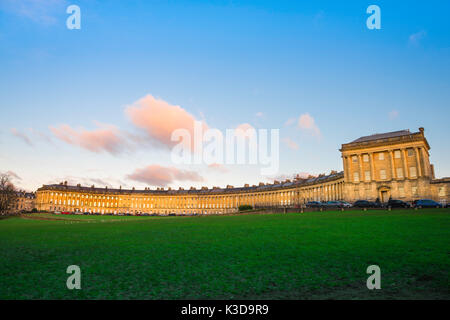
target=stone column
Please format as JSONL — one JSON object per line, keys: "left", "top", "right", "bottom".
{"left": 358, "top": 154, "right": 363, "bottom": 182}
{"left": 369, "top": 152, "right": 375, "bottom": 181}
{"left": 402, "top": 148, "right": 408, "bottom": 179}
{"left": 389, "top": 150, "right": 396, "bottom": 180}
{"left": 343, "top": 156, "right": 347, "bottom": 182}
{"left": 421, "top": 148, "right": 430, "bottom": 177}
{"left": 335, "top": 183, "right": 338, "bottom": 200}
{"left": 346, "top": 156, "right": 351, "bottom": 182}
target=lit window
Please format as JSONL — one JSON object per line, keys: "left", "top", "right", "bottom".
{"left": 412, "top": 186, "right": 418, "bottom": 195}
{"left": 396, "top": 167, "right": 404, "bottom": 179}
{"left": 394, "top": 150, "right": 401, "bottom": 159}
{"left": 353, "top": 172, "right": 360, "bottom": 182}
{"left": 365, "top": 171, "right": 371, "bottom": 181}
{"left": 363, "top": 154, "right": 369, "bottom": 162}
{"left": 352, "top": 156, "right": 358, "bottom": 163}
{"left": 380, "top": 169, "right": 387, "bottom": 180}
{"left": 379, "top": 153, "right": 384, "bottom": 160}
{"left": 409, "top": 167, "right": 417, "bottom": 178}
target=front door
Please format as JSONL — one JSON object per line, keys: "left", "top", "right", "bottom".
{"left": 381, "top": 190, "right": 389, "bottom": 203}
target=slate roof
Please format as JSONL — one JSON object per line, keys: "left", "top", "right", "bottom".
{"left": 16, "top": 192, "right": 35, "bottom": 198}
{"left": 38, "top": 171, "right": 344, "bottom": 195}
{"left": 350, "top": 130, "right": 412, "bottom": 143}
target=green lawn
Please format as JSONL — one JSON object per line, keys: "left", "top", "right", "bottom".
{"left": 0, "top": 209, "right": 449, "bottom": 299}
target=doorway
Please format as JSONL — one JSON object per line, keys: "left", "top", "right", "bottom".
{"left": 379, "top": 187, "right": 391, "bottom": 203}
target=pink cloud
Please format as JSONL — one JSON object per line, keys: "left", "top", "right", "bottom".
{"left": 389, "top": 110, "right": 399, "bottom": 120}
{"left": 208, "top": 163, "right": 229, "bottom": 173}
{"left": 127, "top": 164, "right": 204, "bottom": 187}
{"left": 298, "top": 113, "right": 321, "bottom": 137}
{"left": 284, "top": 117, "right": 296, "bottom": 127}
{"left": 11, "top": 128, "right": 33, "bottom": 146}
{"left": 49, "top": 122, "right": 127, "bottom": 154}
{"left": 125, "top": 94, "right": 208, "bottom": 149}
{"left": 235, "top": 123, "right": 256, "bottom": 139}
{"left": 236, "top": 123, "right": 254, "bottom": 131}
{"left": 282, "top": 137, "right": 299, "bottom": 150}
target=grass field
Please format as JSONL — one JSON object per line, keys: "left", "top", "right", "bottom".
{"left": 0, "top": 209, "right": 449, "bottom": 299}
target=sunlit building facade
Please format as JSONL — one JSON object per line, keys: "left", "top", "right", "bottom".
{"left": 35, "top": 128, "right": 449, "bottom": 214}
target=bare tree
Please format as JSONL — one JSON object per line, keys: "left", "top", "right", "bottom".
{"left": 0, "top": 174, "right": 17, "bottom": 215}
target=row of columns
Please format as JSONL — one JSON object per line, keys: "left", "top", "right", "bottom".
{"left": 37, "top": 179, "right": 346, "bottom": 212}
{"left": 344, "top": 146, "right": 429, "bottom": 183}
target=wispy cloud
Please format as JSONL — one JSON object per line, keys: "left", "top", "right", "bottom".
{"left": 0, "top": 0, "right": 68, "bottom": 25}
{"left": 208, "top": 163, "right": 229, "bottom": 173}
{"left": 282, "top": 137, "right": 299, "bottom": 150}
{"left": 29, "top": 128, "right": 53, "bottom": 143}
{"left": 127, "top": 165, "right": 204, "bottom": 187}
{"left": 409, "top": 30, "right": 427, "bottom": 46}
{"left": 389, "top": 110, "right": 399, "bottom": 120}
{"left": 50, "top": 122, "right": 128, "bottom": 155}
{"left": 235, "top": 123, "right": 256, "bottom": 137}
{"left": 11, "top": 128, "right": 33, "bottom": 146}
{"left": 284, "top": 117, "right": 296, "bottom": 127}
{"left": 298, "top": 113, "right": 321, "bottom": 137}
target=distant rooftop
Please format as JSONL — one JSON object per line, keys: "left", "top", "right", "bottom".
{"left": 350, "top": 129, "right": 413, "bottom": 143}
{"left": 38, "top": 171, "right": 344, "bottom": 195}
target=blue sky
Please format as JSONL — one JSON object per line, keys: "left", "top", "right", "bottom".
{"left": 1, "top": 0, "right": 449, "bottom": 191}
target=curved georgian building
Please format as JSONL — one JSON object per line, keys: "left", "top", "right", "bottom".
{"left": 35, "top": 128, "right": 449, "bottom": 215}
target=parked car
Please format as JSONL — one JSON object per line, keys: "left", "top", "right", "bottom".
{"left": 338, "top": 201, "right": 352, "bottom": 208}
{"left": 54, "top": 211, "right": 61, "bottom": 215}
{"left": 324, "top": 201, "right": 343, "bottom": 208}
{"left": 83, "top": 212, "right": 90, "bottom": 215}
{"left": 413, "top": 199, "right": 443, "bottom": 208}
{"left": 61, "top": 211, "right": 70, "bottom": 215}
{"left": 387, "top": 199, "right": 410, "bottom": 208}
{"left": 353, "top": 200, "right": 378, "bottom": 208}
{"left": 305, "top": 201, "right": 323, "bottom": 208}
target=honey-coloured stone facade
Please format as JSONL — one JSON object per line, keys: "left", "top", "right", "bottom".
{"left": 34, "top": 128, "right": 449, "bottom": 215}
{"left": 340, "top": 127, "right": 442, "bottom": 203}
